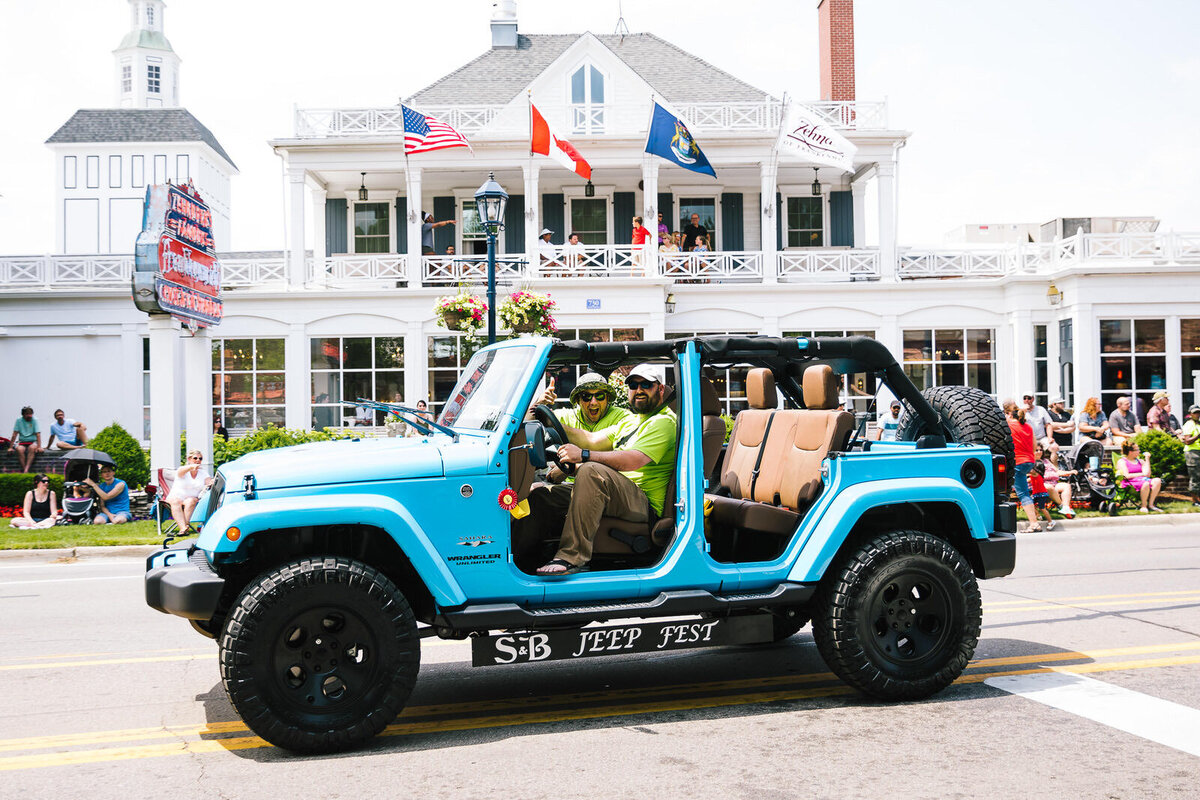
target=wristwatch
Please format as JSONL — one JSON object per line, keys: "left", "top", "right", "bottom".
{"left": 581, "top": 449, "right": 590, "bottom": 462}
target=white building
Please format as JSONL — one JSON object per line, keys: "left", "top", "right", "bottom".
{"left": 3, "top": 0, "right": 1200, "bottom": 469}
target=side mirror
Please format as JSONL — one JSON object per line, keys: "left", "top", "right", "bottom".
{"left": 523, "top": 421, "right": 548, "bottom": 468}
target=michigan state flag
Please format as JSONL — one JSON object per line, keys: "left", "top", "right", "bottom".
{"left": 644, "top": 102, "right": 716, "bottom": 178}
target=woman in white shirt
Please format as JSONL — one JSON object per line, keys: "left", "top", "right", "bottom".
{"left": 168, "top": 449, "right": 214, "bottom": 533}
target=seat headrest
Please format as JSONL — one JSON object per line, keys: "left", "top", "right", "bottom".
{"left": 747, "top": 368, "right": 777, "bottom": 409}
{"left": 803, "top": 365, "right": 840, "bottom": 410}
{"left": 698, "top": 376, "right": 722, "bottom": 416}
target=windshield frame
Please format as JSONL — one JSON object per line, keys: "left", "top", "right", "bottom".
{"left": 437, "top": 343, "right": 540, "bottom": 432}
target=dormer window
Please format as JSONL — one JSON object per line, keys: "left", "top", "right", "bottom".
{"left": 147, "top": 64, "right": 160, "bottom": 93}
{"left": 146, "top": 5, "right": 154, "bottom": 26}
{"left": 121, "top": 65, "right": 131, "bottom": 93}
{"left": 570, "top": 65, "right": 605, "bottom": 134}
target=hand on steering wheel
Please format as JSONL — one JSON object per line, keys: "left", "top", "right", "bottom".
{"left": 533, "top": 404, "right": 575, "bottom": 476}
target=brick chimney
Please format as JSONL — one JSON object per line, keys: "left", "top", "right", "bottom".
{"left": 817, "top": 0, "right": 855, "bottom": 101}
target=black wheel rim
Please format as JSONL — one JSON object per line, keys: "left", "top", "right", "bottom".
{"left": 272, "top": 605, "right": 380, "bottom": 714}
{"left": 861, "top": 567, "right": 955, "bottom": 670}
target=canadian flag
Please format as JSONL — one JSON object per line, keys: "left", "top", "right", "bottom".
{"left": 530, "top": 103, "right": 591, "bottom": 180}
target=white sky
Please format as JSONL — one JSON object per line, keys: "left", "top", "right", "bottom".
{"left": 1, "top": 0, "right": 1197, "bottom": 251}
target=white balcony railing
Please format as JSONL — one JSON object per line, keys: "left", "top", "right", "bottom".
{"left": 779, "top": 250, "right": 879, "bottom": 281}
{"left": 224, "top": 255, "right": 287, "bottom": 288}
{"left": 293, "top": 100, "right": 886, "bottom": 138}
{"left": 422, "top": 255, "right": 524, "bottom": 285}
{"left": 322, "top": 254, "right": 409, "bottom": 285}
{"left": 661, "top": 251, "right": 763, "bottom": 282}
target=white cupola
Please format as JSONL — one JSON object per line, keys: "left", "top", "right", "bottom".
{"left": 491, "top": 0, "right": 518, "bottom": 48}
{"left": 113, "top": 0, "right": 180, "bottom": 107}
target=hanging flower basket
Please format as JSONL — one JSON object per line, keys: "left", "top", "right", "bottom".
{"left": 498, "top": 291, "right": 558, "bottom": 336}
{"left": 434, "top": 292, "right": 487, "bottom": 334}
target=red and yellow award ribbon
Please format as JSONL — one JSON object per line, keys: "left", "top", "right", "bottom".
{"left": 497, "top": 488, "right": 519, "bottom": 510}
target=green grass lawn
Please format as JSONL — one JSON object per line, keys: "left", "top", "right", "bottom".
{"left": 1017, "top": 497, "right": 1199, "bottom": 522}
{"left": 0, "top": 518, "right": 166, "bottom": 549}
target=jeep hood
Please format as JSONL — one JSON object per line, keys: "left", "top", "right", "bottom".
{"left": 222, "top": 437, "right": 447, "bottom": 490}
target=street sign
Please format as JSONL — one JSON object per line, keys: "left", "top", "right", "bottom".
{"left": 132, "top": 182, "right": 222, "bottom": 329}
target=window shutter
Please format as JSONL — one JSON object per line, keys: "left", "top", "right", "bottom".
{"left": 720, "top": 193, "right": 744, "bottom": 250}
{"left": 395, "top": 196, "right": 407, "bottom": 253}
{"left": 325, "top": 198, "right": 347, "bottom": 256}
{"left": 613, "top": 191, "right": 635, "bottom": 244}
{"left": 504, "top": 194, "right": 524, "bottom": 254}
{"left": 829, "top": 190, "right": 853, "bottom": 247}
{"left": 776, "top": 192, "right": 783, "bottom": 250}
{"left": 542, "top": 193, "right": 564, "bottom": 242}
{"left": 433, "top": 196, "right": 455, "bottom": 253}
{"left": 658, "top": 192, "right": 674, "bottom": 235}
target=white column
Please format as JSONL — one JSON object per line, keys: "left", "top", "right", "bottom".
{"left": 404, "top": 321, "right": 427, "bottom": 406}
{"left": 1071, "top": 303, "right": 1096, "bottom": 406}
{"left": 876, "top": 159, "right": 898, "bottom": 282}
{"left": 183, "top": 327, "right": 213, "bottom": 467}
{"left": 851, "top": 178, "right": 867, "bottom": 248}
{"left": 1046, "top": 317, "right": 1061, "bottom": 400}
{"left": 1165, "top": 315, "right": 1183, "bottom": 414}
{"left": 284, "top": 323, "right": 308, "bottom": 429}
{"left": 147, "top": 315, "right": 178, "bottom": 473}
{"left": 287, "top": 166, "right": 307, "bottom": 289}
{"left": 523, "top": 162, "right": 540, "bottom": 278}
{"left": 760, "top": 160, "right": 778, "bottom": 283}
{"left": 120, "top": 323, "right": 142, "bottom": 437}
{"left": 1010, "top": 309, "right": 1034, "bottom": 400}
{"left": 641, "top": 157, "right": 659, "bottom": 277}
{"left": 311, "top": 185, "right": 327, "bottom": 288}
{"left": 406, "top": 166, "right": 423, "bottom": 281}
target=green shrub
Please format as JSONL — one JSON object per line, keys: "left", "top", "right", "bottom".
{"left": 88, "top": 423, "right": 150, "bottom": 489}
{"left": 607, "top": 372, "right": 631, "bottom": 410}
{"left": 0, "top": 473, "right": 66, "bottom": 508}
{"left": 1131, "top": 429, "right": 1185, "bottom": 481}
{"left": 721, "top": 413, "right": 735, "bottom": 444}
{"left": 183, "top": 424, "right": 358, "bottom": 467}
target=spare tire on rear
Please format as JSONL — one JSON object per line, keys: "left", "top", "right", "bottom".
{"left": 895, "top": 385, "right": 1014, "bottom": 492}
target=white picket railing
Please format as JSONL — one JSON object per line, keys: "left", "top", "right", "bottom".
{"left": 224, "top": 256, "right": 287, "bottom": 288}
{"left": 422, "top": 255, "right": 524, "bottom": 285}
{"left": 661, "top": 251, "right": 763, "bottom": 282}
{"left": 322, "top": 254, "right": 409, "bottom": 285}
{"left": 293, "top": 100, "right": 887, "bottom": 138}
{"left": 538, "top": 245, "right": 647, "bottom": 278}
{"left": 778, "top": 249, "right": 879, "bottom": 280}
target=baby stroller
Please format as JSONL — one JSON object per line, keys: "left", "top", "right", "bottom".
{"left": 60, "top": 483, "right": 96, "bottom": 524}
{"left": 1065, "top": 439, "right": 1132, "bottom": 515}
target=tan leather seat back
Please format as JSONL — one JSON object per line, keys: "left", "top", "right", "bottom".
{"left": 746, "top": 368, "right": 778, "bottom": 410}
{"left": 698, "top": 375, "right": 725, "bottom": 480}
{"left": 803, "top": 364, "right": 841, "bottom": 410}
{"left": 770, "top": 365, "right": 853, "bottom": 508}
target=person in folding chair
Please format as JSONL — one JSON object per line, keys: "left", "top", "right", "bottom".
{"left": 167, "top": 449, "right": 214, "bottom": 534}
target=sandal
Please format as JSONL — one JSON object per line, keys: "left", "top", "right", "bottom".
{"left": 1023, "top": 524, "right": 1043, "bottom": 533}
{"left": 1046, "top": 520, "right": 1056, "bottom": 531}
{"left": 1149, "top": 506, "right": 1164, "bottom": 513}
{"left": 536, "top": 558, "right": 588, "bottom": 576}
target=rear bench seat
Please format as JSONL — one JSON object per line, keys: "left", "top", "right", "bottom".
{"left": 706, "top": 365, "right": 853, "bottom": 536}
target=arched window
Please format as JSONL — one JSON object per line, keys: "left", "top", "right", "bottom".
{"left": 570, "top": 65, "right": 605, "bottom": 134}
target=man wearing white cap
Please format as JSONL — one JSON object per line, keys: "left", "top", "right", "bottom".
{"left": 1046, "top": 395, "right": 1075, "bottom": 450}
{"left": 535, "top": 363, "right": 676, "bottom": 575}
{"left": 537, "top": 228, "right": 560, "bottom": 267}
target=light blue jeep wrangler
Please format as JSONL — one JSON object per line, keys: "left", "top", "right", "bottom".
{"left": 145, "top": 335, "right": 1016, "bottom": 753}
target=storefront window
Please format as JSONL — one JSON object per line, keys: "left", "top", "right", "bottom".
{"left": 1099, "top": 318, "right": 1166, "bottom": 418}
{"left": 310, "top": 336, "right": 403, "bottom": 428}
{"left": 902, "top": 328, "right": 996, "bottom": 396}
{"left": 1183, "top": 319, "right": 1200, "bottom": 412}
{"left": 428, "top": 335, "right": 487, "bottom": 415}
{"left": 1034, "top": 325, "right": 1048, "bottom": 409}
{"left": 212, "top": 338, "right": 287, "bottom": 432}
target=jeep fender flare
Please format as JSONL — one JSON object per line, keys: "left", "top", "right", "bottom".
{"left": 197, "top": 494, "right": 466, "bottom": 607}
{"left": 786, "top": 478, "right": 989, "bottom": 584}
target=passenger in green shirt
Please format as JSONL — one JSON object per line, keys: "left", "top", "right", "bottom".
{"left": 536, "top": 363, "right": 677, "bottom": 575}
{"left": 553, "top": 372, "right": 631, "bottom": 433}
{"left": 1182, "top": 404, "right": 1200, "bottom": 506}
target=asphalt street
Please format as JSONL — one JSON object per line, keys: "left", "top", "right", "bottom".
{"left": 2, "top": 516, "right": 1198, "bottom": 799}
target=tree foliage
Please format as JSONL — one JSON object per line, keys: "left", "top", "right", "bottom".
{"left": 1131, "top": 428, "right": 1185, "bottom": 481}
{"left": 184, "top": 425, "right": 358, "bottom": 467}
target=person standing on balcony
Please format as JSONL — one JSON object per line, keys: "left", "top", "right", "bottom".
{"left": 681, "top": 213, "right": 707, "bottom": 252}
{"left": 631, "top": 216, "right": 652, "bottom": 275}
{"left": 656, "top": 212, "right": 671, "bottom": 246}
{"left": 421, "top": 212, "right": 454, "bottom": 255}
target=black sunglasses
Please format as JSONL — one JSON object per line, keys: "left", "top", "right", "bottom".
{"left": 37, "top": 478, "right": 49, "bottom": 483}
{"left": 578, "top": 392, "right": 607, "bottom": 402}
{"left": 626, "top": 379, "right": 657, "bottom": 391}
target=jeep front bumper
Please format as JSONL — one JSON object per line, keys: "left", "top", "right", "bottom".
{"left": 145, "top": 540, "right": 225, "bottom": 621}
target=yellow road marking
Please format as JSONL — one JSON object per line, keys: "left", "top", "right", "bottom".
{"left": 985, "top": 589, "right": 1200, "bottom": 607}
{"left": 3, "top": 651, "right": 1200, "bottom": 772}
{"left": 985, "top": 596, "right": 1200, "bottom": 614}
{"left": 0, "top": 653, "right": 214, "bottom": 672}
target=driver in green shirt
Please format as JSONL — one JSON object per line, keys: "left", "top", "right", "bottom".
{"left": 536, "top": 364, "right": 677, "bottom": 576}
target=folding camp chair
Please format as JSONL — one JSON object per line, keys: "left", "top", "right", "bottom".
{"left": 152, "top": 467, "right": 184, "bottom": 544}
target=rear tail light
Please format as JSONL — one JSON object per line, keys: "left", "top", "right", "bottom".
{"left": 992, "top": 454, "right": 1009, "bottom": 495}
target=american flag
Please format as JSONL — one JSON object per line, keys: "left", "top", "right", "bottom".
{"left": 401, "top": 104, "right": 471, "bottom": 155}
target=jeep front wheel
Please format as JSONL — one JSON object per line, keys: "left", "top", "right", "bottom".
{"left": 219, "top": 557, "right": 420, "bottom": 753}
{"left": 811, "top": 530, "right": 981, "bottom": 700}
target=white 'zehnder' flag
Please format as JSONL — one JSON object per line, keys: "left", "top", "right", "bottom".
{"left": 776, "top": 102, "right": 857, "bottom": 172}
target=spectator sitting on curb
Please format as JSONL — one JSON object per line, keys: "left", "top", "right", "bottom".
{"left": 47, "top": 409, "right": 87, "bottom": 451}
{"left": 1108, "top": 395, "right": 1142, "bottom": 447}
{"left": 86, "top": 464, "right": 130, "bottom": 525}
{"left": 9, "top": 474, "right": 58, "bottom": 529}
{"left": 1182, "top": 404, "right": 1200, "bottom": 507}
{"left": 11, "top": 406, "right": 43, "bottom": 472}
{"left": 1147, "top": 391, "right": 1182, "bottom": 437}
{"left": 1076, "top": 396, "right": 1112, "bottom": 444}
{"left": 1046, "top": 395, "right": 1075, "bottom": 449}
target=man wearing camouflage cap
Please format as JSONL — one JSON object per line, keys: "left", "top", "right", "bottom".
{"left": 538, "top": 372, "right": 631, "bottom": 433}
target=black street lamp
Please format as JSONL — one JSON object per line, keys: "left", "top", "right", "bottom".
{"left": 474, "top": 172, "right": 508, "bottom": 344}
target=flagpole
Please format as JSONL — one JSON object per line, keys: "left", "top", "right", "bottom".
{"left": 642, "top": 93, "right": 656, "bottom": 155}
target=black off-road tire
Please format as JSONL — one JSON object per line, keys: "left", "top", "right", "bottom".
{"left": 220, "top": 557, "right": 420, "bottom": 754}
{"left": 811, "top": 530, "right": 982, "bottom": 700}
{"left": 896, "top": 385, "right": 1014, "bottom": 492}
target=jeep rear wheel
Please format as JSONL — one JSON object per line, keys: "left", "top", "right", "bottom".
{"left": 220, "top": 557, "right": 420, "bottom": 753}
{"left": 811, "top": 530, "right": 981, "bottom": 700}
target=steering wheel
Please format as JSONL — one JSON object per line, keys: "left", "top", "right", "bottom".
{"left": 533, "top": 404, "right": 575, "bottom": 476}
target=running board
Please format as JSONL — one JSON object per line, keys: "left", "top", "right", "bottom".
{"left": 435, "top": 582, "right": 816, "bottom": 631}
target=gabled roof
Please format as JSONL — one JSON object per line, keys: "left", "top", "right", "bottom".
{"left": 405, "top": 32, "right": 773, "bottom": 107}
{"left": 46, "top": 109, "right": 237, "bottom": 170}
